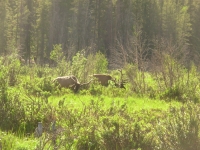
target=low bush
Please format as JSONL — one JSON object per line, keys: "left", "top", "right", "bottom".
{"left": 1, "top": 51, "right": 200, "bottom": 149}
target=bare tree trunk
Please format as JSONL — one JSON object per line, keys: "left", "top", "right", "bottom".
{"left": 25, "top": 0, "right": 32, "bottom": 64}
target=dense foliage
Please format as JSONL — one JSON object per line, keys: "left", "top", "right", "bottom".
{"left": 0, "top": 52, "right": 200, "bottom": 149}
{"left": 0, "top": 0, "right": 200, "bottom": 68}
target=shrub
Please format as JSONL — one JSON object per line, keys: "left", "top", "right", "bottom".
{"left": 124, "top": 63, "right": 157, "bottom": 97}
{"left": 155, "top": 102, "right": 200, "bottom": 150}
{"left": 71, "top": 50, "right": 87, "bottom": 80}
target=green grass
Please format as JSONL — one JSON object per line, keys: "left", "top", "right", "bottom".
{"left": 0, "top": 93, "right": 182, "bottom": 150}
{"left": 0, "top": 131, "right": 38, "bottom": 150}
{"left": 48, "top": 93, "right": 181, "bottom": 112}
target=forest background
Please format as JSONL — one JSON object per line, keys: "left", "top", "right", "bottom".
{"left": 1, "top": 0, "right": 200, "bottom": 68}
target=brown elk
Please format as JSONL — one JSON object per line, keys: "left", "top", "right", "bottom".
{"left": 91, "top": 72, "right": 127, "bottom": 89}
{"left": 90, "top": 74, "right": 114, "bottom": 86}
{"left": 53, "top": 75, "right": 92, "bottom": 92}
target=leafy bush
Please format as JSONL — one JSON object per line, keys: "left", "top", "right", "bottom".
{"left": 155, "top": 102, "right": 200, "bottom": 150}
{"left": 7, "top": 59, "right": 21, "bottom": 86}
{"left": 50, "top": 44, "right": 69, "bottom": 76}
{"left": 71, "top": 50, "right": 87, "bottom": 80}
{"left": 124, "top": 63, "right": 157, "bottom": 97}
{"left": 0, "top": 87, "right": 26, "bottom": 132}
{"left": 93, "top": 51, "right": 108, "bottom": 74}
{"left": 50, "top": 44, "right": 63, "bottom": 65}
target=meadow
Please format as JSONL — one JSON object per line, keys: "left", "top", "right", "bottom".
{"left": 1, "top": 52, "right": 200, "bottom": 150}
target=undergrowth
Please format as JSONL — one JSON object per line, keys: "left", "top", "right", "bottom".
{"left": 1, "top": 52, "right": 200, "bottom": 149}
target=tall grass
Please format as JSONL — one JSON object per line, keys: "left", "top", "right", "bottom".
{"left": 1, "top": 52, "right": 200, "bottom": 149}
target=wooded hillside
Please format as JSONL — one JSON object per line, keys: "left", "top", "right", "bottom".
{"left": 0, "top": 0, "right": 200, "bottom": 68}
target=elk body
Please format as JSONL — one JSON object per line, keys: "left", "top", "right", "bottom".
{"left": 53, "top": 75, "right": 92, "bottom": 92}
{"left": 91, "top": 73, "right": 127, "bottom": 89}
{"left": 91, "top": 74, "right": 114, "bottom": 86}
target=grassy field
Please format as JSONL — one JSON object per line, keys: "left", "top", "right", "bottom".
{"left": 0, "top": 92, "right": 183, "bottom": 150}
{"left": 1, "top": 55, "right": 200, "bottom": 149}
{"left": 0, "top": 93, "right": 182, "bottom": 150}
{"left": 49, "top": 94, "right": 181, "bottom": 112}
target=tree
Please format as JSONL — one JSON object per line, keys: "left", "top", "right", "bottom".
{"left": 0, "top": 0, "right": 6, "bottom": 55}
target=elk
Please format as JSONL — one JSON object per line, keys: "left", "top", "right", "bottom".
{"left": 91, "top": 71, "right": 127, "bottom": 89}
{"left": 53, "top": 75, "right": 92, "bottom": 92}
{"left": 90, "top": 74, "right": 114, "bottom": 86}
